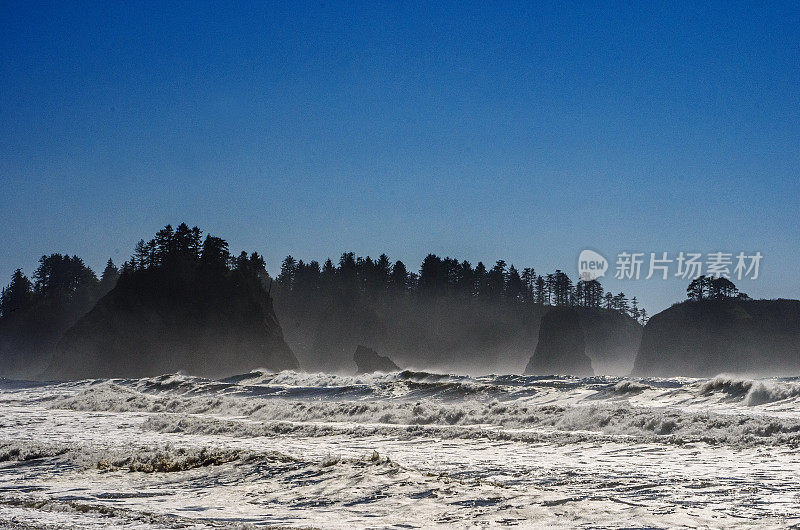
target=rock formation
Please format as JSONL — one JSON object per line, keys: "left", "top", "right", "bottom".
{"left": 525, "top": 307, "right": 594, "bottom": 377}
{"left": 577, "top": 308, "right": 643, "bottom": 375}
{"left": 49, "top": 267, "right": 298, "bottom": 379}
{"left": 353, "top": 345, "right": 400, "bottom": 374}
{"left": 632, "top": 299, "right": 800, "bottom": 377}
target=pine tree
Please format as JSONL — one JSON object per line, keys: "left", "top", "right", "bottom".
{"left": 153, "top": 224, "right": 175, "bottom": 266}
{"left": 474, "top": 262, "right": 488, "bottom": 298}
{"left": 486, "top": 260, "right": 507, "bottom": 301}
{"left": 133, "top": 240, "right": 149, "bottom": 270}
{"left": 321, "top": 258, "right": 337, "bottom": 290}
{"left": 199, "top": 235, "right": 230, "bottom": 273}
{"left": 418, "top": 254, "right": 443, "bottom": 295}
{"left": 552, "top": 270, "right": 573, "bottom": 306}
{"left": 603, "top": 292, "right": 614, "bottom": 310}
{"left": 390, "top": 260, "right": 408, "bottom": 292}
{"left": 630, "top": 297, "right": 640, "bottom": 321}
{"left": 534, "top": 275, "right": 546, "bottom": 305}
{"left": 0, "top": 269, "right": 33, "bottom": 317}
{"left": 521, "top": 268, "right": 535, "bottom": 302}
{"left": 277, "top": 255, "right": 298, "bottom": 288}
{"left": 687, "top": 275, "right": 712, "bottom": 301}
{"left": 506, "top": 265, "right": 523, "bottom": 302}
{"left": 32, "top": 254, "right": 98, "bottom": 300}
{"left": 99, "top": 258, "right": 120, "bottom": 295}
{"left": 338, "top": 252, "right": 358, "bottom": 295}
{"left": 376, "top": 254, "right": 391, "bottom": 287}
{"left": 457, "top": 260, "right": 475, "bottom": 298}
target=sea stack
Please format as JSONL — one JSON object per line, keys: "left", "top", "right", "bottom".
{"left": 632, "top": 299, "right": 800, "bottom": 377}
{"left": 353, "top": 345, "right": 400, "bottom": 374}
{"left": 577, "top": 308, "right": 643, "bottom": 375}
{"left": 50, "top": 266, "right": 299, "bottom": 379}
{"left": 525, "top": 307, "right": 594, "bottom": 377}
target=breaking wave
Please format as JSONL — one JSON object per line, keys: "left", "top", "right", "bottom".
{"left": 16, "top": 369, "right": 798, "bottom": 448}
{"left": 699, "top": 375, "right": 800, "bottom": 405}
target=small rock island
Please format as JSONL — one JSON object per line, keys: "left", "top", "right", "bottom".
{"left": 353, "top": 345, "right": 400, "bottom": 374}
{"left": 50, "top": 224, "right": 298, "bottom": 379}
{"left": 525, "top": 307, "right": 594, "bottom": 377}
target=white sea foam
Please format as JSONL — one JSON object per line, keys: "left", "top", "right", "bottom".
{"left": 697, "top": 374, "right": 800, "bottom": 406}
{"left": 4, "top": 370, "right": 800, "bottom": 527}
{"left": 41, "top": 374, "right": 800, "bottom": 447}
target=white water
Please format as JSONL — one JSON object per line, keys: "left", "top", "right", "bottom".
{"left": 2, "top": 370, "right": 800, "bottom": 528}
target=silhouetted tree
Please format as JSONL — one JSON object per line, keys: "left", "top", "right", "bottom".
{"left": 153, "top": 224, "right": 175, "bottom": 267}
{"left": 630, "top": 297, "right": 640, "bottom": 321}
{"left": 474, "top": 262, "right": 488, "bottom": 298}
{"left": 0, "top": 269, "right": 33, "bottom": 317}
{"left": 167, "top": 223, "right": 202, "bottom": 270}
{"left": 133, "top": 239, "right": 149, "bottom": 270}
{"left": 390, "top": 260, "right": 409, "bottom": 292}
{"left": 552, "top": 270, "right": 572, "bottom": 306}
{"left": 419, "top": 254, "right": 445, "bottom": 296}
{"left": 99, "top": 259, "right": 120, "bottom": 295}
{"left": 486, "top": 260, "right": 507, "bottom": 301}
{"left": 359, "top": 256, "right": 387, "bottom": 297}
{"left": 249, "top": 252, "right": 268, "bottom": 283}
{"left": 687, "top": 275, "right": 712, "bottom": 301}
{"left": 709, "top": 277, "right": 739, "bottom": 299}
{"left": 456, "top": 260, "right": 475, "bottom": 298}
{"left": 603, "top": 292, "right": 614, "bottom": 310}
{"left": 544, "top": 273, "right": 555, "bottom": 305}
{"left": 521, "top": 268, "right": 535, "bottom": 302}
{"left": 586, "top": 279, "right": 604, "bottom": 308}
{"left": 321, "top": 258, "right": 337, "bottom": 290}
{"left": 576, "top": 279, "right": 603, "bottom": 308}
{"left": 532, "top": 275, "right": 544, "bottom": 305}
{"left": 189, "top": 226, "right": 203, "bottom": 259}
{"left": 277, "top": 256, "right": 297, "bottom": 288}
{"left": 613, "top": 293, "right": 629, "bottom": 314}
{"left": 338, "top": 252, "right": 358, "bottom": 298}
{"left": 506, "top": 265, "right": 523, "bottom": 302}
{"left": 272, "top": 247, "right": 648, "bottom": 324}
{"left": 33, "top": 254, "right": 98, "bottom": 301}
{"left": 200, "top": 235, "right": 230, "bottom": 273}
{"left": 376, "top": 254, "right": 391, "bottom": 286}
{"left": 294, "top": 260, "right": 321, "bottom": 297}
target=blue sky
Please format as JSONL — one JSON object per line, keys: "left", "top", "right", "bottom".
{"left": 1, "top": 1, "right": 798, "bottom": 312}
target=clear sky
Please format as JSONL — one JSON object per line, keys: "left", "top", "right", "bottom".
{"left": 1, "top": 1, "right": 798, "bottom": 312}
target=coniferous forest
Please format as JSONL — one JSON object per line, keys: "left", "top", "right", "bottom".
{"left": 274, "top": 252, "right": 648, "bottom": 321}
{"left": 0, "top": 223, "right": 644, "bottom": 378}
{"left": 0, "top": 223, "right": 296, "bottom": 379}
{"left": 272, "top": 253, "right": 644, "bottom": 374}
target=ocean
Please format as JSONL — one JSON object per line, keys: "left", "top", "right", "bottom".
{"left": 2, "top": 370, "right": 800, "bottom": 528}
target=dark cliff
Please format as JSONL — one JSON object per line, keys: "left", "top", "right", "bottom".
{"left": 632, "top": 299, "right": 800, "bottom": 377}
{"left": 276, "top": 288, "right": 640, "bottom": 376}
{"left": 525, "top": 307, "right": 594, "bottom": 377}
{"left": 353, "top": 345, "right": 400, "bottom": 374}
{"left": 0, "top": 295, "right": 96, "bottom": 379}
{"left": 577, "top": 308, "right": 643, "bottom": 375}
{"left": 49, "top": 268, "right": 298, "bottom": 379}
{"left": 275, "top": 293, "right": 543, "bottom": 375}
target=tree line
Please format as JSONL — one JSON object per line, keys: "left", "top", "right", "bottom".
{"left": 3, "top": 224, "right": 657, "bottom": 324}
{"left": 276, "top": 253, "right": 649, "bottom": 323}
{"left": 121, "top": 222, "right": 268, "bottom": 282}
{"left": 686, "top": 275, "right": 748, "bottom": 301}
{"left": 1, "top": 255, "right": 119, "bottom": 319}
{"left": 0, "top": 223, "right": 268, "bottom": 320}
